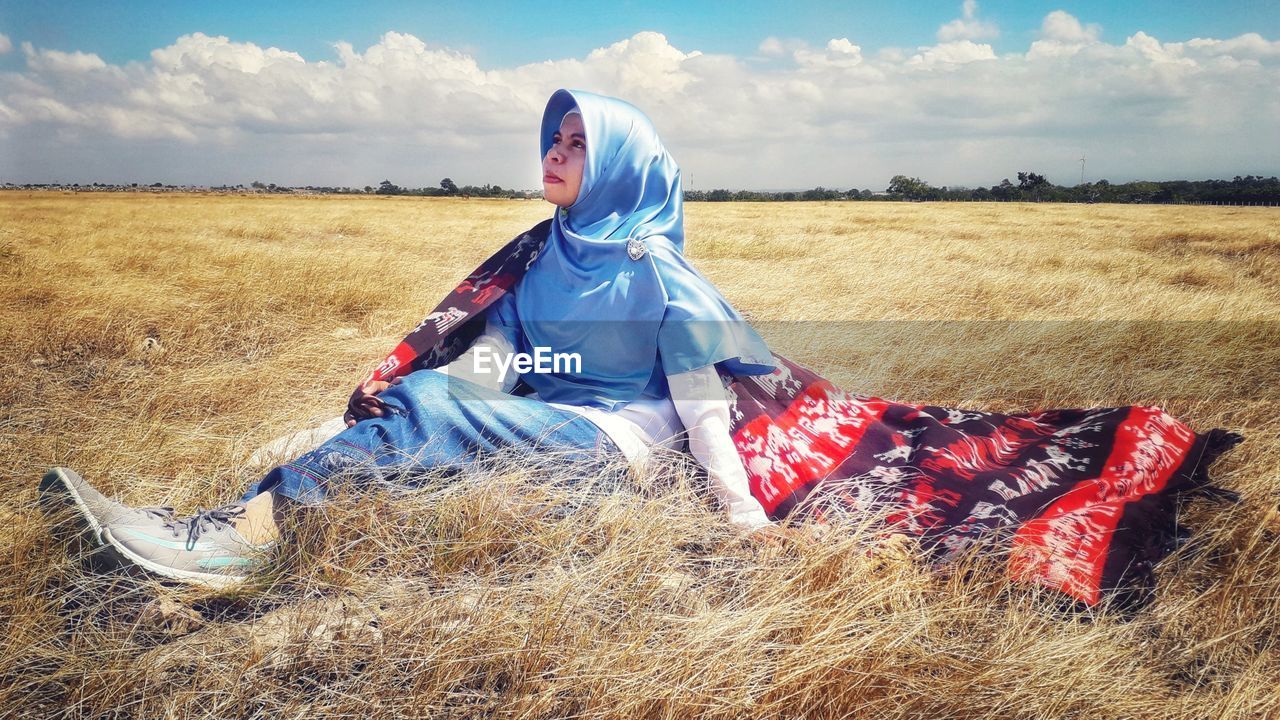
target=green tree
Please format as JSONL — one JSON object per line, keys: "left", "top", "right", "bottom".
{"left": 991, "top": 178, "right": 1016, "bottom": 200}
{"left": 887, "top": 175, "right": 932, "bottom": 200}
{"left": 440, "top": 177, "right": 459, "bottom": 195}
{"left": 1016, "top": 171, "right": 1049, "bottom": 199}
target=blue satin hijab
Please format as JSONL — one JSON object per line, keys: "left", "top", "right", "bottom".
{"left": 486, "top": 88, "right": 775, "bottom": 411}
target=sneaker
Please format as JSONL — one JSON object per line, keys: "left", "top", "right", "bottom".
{"left": 102, "top": 502, "right": 275, "bottom": 589}
{"left": 38, "top": 467, "right": 176, "bottom": 548}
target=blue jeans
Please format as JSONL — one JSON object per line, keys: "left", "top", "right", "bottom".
{"left": 239, "top": 369, "right": 624, "bottom": 505}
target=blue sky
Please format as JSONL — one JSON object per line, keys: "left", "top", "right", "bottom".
{"left": 3, "top": 0, "right": 1276, "bottom": 70}
{"left": 7, "top": 0, "right": 1280, "bottom": 68}
{"left": 1, "top": 1, "right": 1277, "bottom": 188}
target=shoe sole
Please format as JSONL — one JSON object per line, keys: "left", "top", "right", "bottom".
{"left": 100, "top": 527, "right": 249, "bottom": 590}
{"left": 38, "top": 467, "right": 109, "bottom": 548}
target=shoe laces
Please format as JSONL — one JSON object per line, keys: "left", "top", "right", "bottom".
{"left": 138, "top": 506, "right": 177, "bottom": 521}
{"left": 164, "top": 503, "right": 248, "bottom": 548}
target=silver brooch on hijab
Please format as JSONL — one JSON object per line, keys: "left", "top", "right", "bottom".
{"left": 627, "top": 237, "right": 647, "bottom": 261}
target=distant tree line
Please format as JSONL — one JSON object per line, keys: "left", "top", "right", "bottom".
{"left": 687, "top": 174, "right": 1280, "bottom": 204}
{"left": 367, "top": 178, "right": 535, "bottom": 199}
{"left": 242, "top": 178, "right": 540, "bottom": 198}
{"left": 687, "top": 187, "right": 873, "bottom": 202}
{"left": 1, "top": 178, "right": 538, "bottom": 199}
{"left": 7, "top": 173, "right": 1278, "bottom": 204}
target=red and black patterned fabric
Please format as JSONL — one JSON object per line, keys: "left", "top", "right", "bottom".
{"left": 360, "top": 220, "right": 553, "bottom": 387}
{"left": 724, "top": 355, "right": 1240, "bottom": 609}
{"left": 363, "top": 221, "right": 1241, "bottom": 609}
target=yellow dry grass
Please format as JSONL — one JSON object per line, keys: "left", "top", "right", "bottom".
{"left": 1, "top": 192, "right": 1278, "bottom": 719}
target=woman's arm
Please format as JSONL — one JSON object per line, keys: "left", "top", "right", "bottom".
{"left": 667, "top": 365, "right": 773, "bottom": 531}
{"left": 346, "top": 317, "right": 519, "bottom": 426}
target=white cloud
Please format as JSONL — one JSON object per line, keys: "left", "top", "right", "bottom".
{"left": 1181, "top": 32, "right": 1280, "bottom": 59}
{"left": 1028, "top": 10, "right": 1104, "bottom": 59}
{"left": 909, "top": 40, "right": 996, "bottom": 66}
{"left": 150, "top": 31, "right": 305, "bottom": 73}
{"left": 937, "top": 0, "right": 999, "bottom": 42}
{"left": 1041, "top": 10, "right": 1102, "bottom": 43}
{"left": 22, "top": 41, "right": 109, "bottom": 73}
{"left": 1, "top": 17, "right": 1277, "bottom": 190}
{"left": 0, "top": 34, "right": 12, "bottom": 55}
{"left": 794, "top": 38, "right": 864, "bottom": 69}
{"left": 758, "top": 36, "right": 785, "bottom": 57}
{"left": 757, "top": 36, "right": 812, "bottom": 59}
{"left": 583, "top": 31, "right": 703, "bottom": 94}
{"left": 1125, "top": 31, "right": 1198, "bottom": 67}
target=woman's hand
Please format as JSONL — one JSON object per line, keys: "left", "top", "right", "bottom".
{"left": 747, "top": 523, "right": 801, "bottom": 549}
{"left": 344, "top": 379, "right": 393, "bottom": 427}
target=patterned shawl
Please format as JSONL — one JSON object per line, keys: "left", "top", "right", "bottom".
{"left": 359, "top": 220, "right": 1241, "bottom": 610}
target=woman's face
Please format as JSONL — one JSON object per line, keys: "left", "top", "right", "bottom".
{"left": 542, "top": 112, "right": 586, "bottom": 208}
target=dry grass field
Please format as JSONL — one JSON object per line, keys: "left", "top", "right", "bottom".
{"left": 1, "top": 192, "right": 1278, "bottom": 718}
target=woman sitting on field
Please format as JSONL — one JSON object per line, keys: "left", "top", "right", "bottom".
{"left": 41, "top": 89, "right": 1237, "bottom": 608}
{"left": 40, "top": 89, "right": 779, "bottom": 588}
